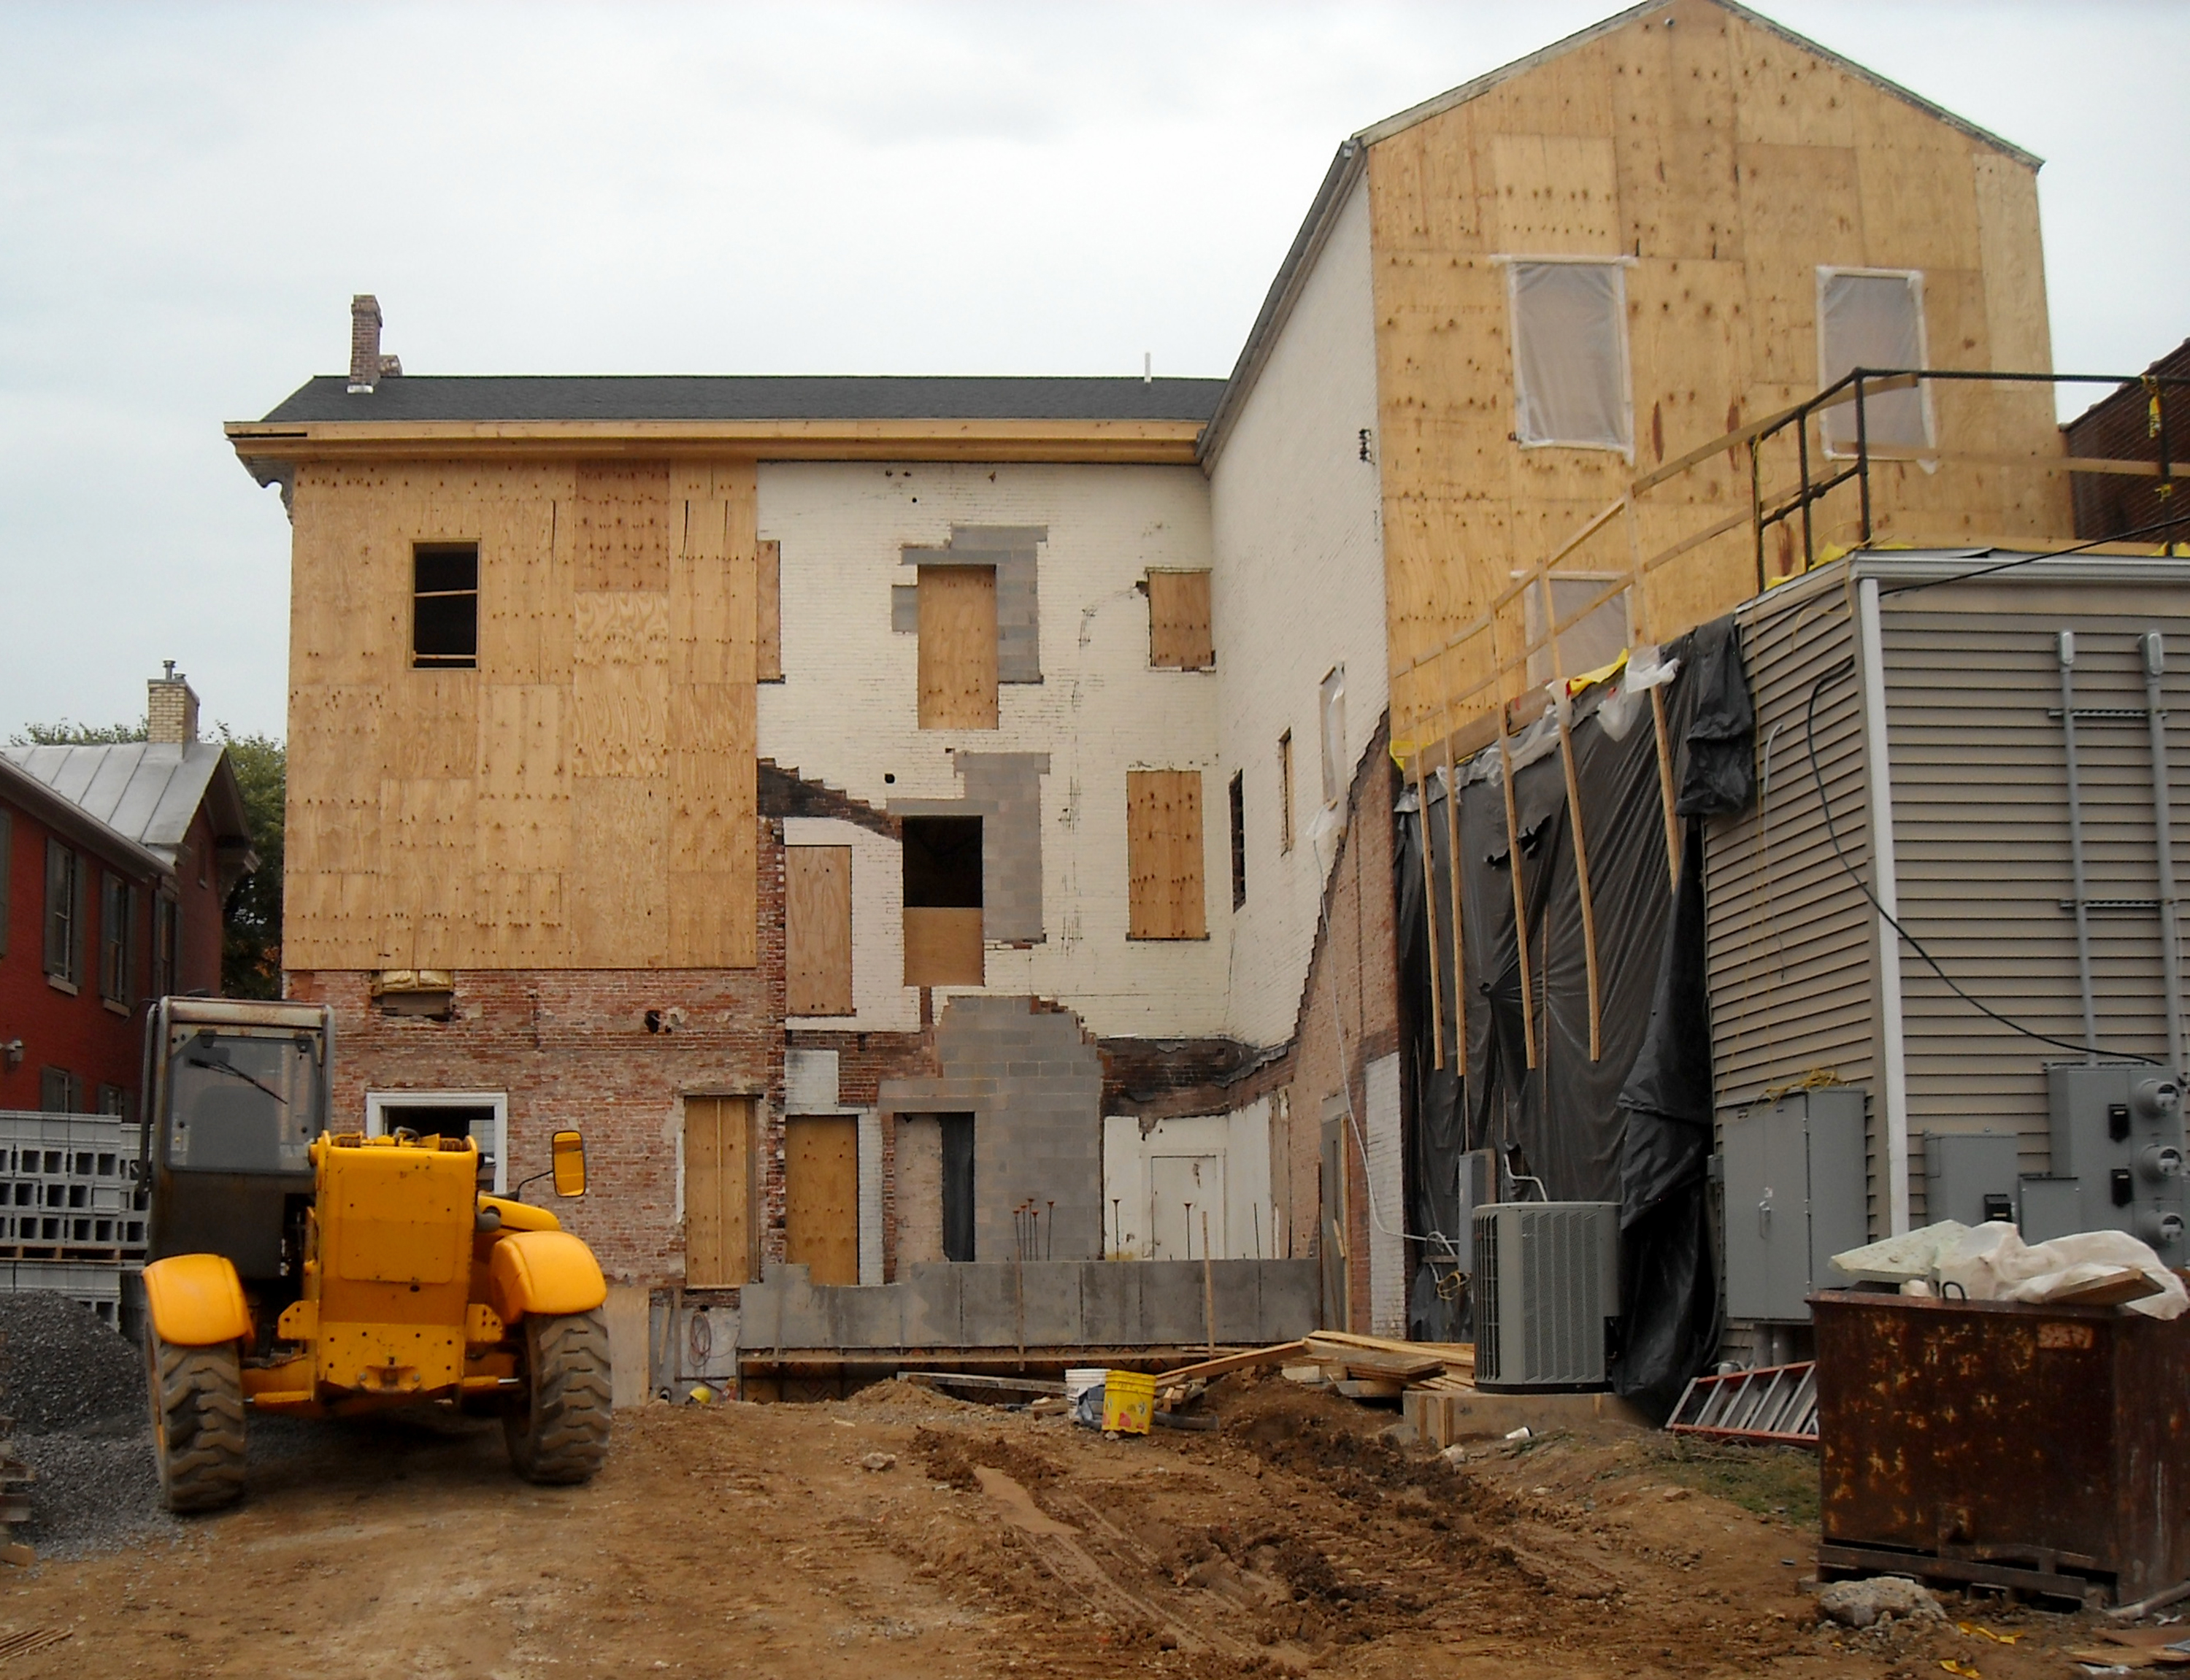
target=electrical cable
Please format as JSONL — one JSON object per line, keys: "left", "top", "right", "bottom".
{"left": 1802, "top": 656, "right": 2159, "bottom": 1064}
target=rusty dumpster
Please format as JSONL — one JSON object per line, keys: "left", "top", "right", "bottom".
{"left": 1813, "top": 1290, "right": 2190, "bottom": 1606}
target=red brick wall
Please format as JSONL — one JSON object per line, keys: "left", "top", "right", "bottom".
{"left": 174, "top": 805, "right": 226, "bottom": 997}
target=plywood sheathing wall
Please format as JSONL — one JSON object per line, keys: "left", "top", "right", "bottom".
{"left": 285, "top": 458, "right": 759, "bottom": 970}
{"left": 1367, "top": 0, "right": 2066, "bottom": 751}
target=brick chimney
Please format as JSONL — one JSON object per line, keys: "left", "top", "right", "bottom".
{"left": 349, "top": 294, "right": 383, "bottom": 392}
{"left": 147, "top": 661, "right": 199, "bottom": 745}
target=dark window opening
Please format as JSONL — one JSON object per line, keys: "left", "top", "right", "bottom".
{"left": 413, "top": 542, "right": 480, "bottom": 669}
{"left": 43, "top": 839, "right": 80, "bottom": 985}
{"left": 99, "top": 874, "right": 136, "bottom": 1007}
{"left": 1229, "top": 771, "right": 1246, "bottom": 911}
{"left": 902, "top": 816, "right": 983, "bottom": 909}
{"left": 940, "top": 1113, "right": 975, "bottom": 1263}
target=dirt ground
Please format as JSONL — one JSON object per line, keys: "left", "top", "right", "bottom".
{"left": 0, "top": 1371, "right": 2124, "bottom": 1679}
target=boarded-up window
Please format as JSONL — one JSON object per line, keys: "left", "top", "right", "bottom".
{"left": 1818, "top": 269, "right": 1930, "bottom": 456}
{"left": 785, "top": 1114, "right": 859, "bottom": 1285}
{"left": 758, "top": 538, "right": 783, "bottom": 681}
{"left": 786, "top": 846, "right": 853, "bottom": 1016}
{"left": 917, "top": 566, "right": 999, "bottom": 729}
{"left": 1126, "top": 769, "right": 1207, "bottom": 941}
{"left": 902, "top": 815, "right": 983, "bottom": 987}
{"left": 1147, "top": 571, "right": 1214, "bottom": 670}
{"left": 684, "top": 1095, "right": 753, "bottom": 1287}
{"left": 1509, "top": 261, "right": 1632, "bottom": 454}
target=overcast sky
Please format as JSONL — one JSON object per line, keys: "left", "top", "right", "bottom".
{"left": 2, "top": 1, "right": 2183, "bottom": 741}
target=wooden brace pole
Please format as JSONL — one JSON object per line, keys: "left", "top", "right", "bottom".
{"left": 1624, "top": 493, "right": 1684, "bottom": 893}
{"left": 1497, "top": 723, "right": 1537, "bottom": 1071}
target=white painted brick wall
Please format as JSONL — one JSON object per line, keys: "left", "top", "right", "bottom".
{"left": 1207, "top": 172, "right": 1389, "bottom": 1049}
{"left": 783, "top": 816, "right": 917, "bottom": 1033}
{"left": 1099, "top": 1102, "right": 1276, "bottom": 1261}
{"left": 759, "top": 463, "right": 1226, "bottom": 1037}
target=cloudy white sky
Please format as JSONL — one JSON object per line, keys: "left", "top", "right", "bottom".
{"left": 2, "top": 1, "right": 2184, "bottom": 741}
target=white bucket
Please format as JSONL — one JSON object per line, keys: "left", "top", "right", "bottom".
{"left": 1064, "top": 1367, "right": 1107, "bottom": 1427}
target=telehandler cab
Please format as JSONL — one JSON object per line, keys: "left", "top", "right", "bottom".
{"left": 136, "top": 996, "right": 613, "bottom": 1512}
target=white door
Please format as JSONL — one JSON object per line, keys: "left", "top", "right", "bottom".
{"left": 1149, "top": 1154, "right": 1224, "bottom": 1260}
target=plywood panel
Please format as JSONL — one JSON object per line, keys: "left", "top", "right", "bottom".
{"left": 917, "top": 566, "right": 998, "bottom": 729}
{"left": 574, "top": 461, "right": 672, "bottom": 591}
{"left": 1126, "top": 768, "right": 1207, "bottom": 941}
{"left": 786, "top": 847, "right": 853, "bottom": 1015}
{"left": 1147, "top": 570, "right": 1214, "bottom": 670}
{"left": 757, "top": 539, "right": 782, "bottom": 682}
{"left": 570, "top": 591, "right": 669, "bottom": 778}
{"left": 570, "top": 777, "right": 667, "bottom": 967}
{"left": 1972, "top": 154, "right": 2051, "bottom": 376}
{"left": 785, "top": 1115, "right": 859, "bottom": 1287}
{"left": 477, "top": 489, "right": 568, "bottom": 682}
{"left": 903, "top": 906, "right": 983, "bottom": 987}
{"left": 1488, "top": 134, "right": 1618, "bottom": 253}
{"left": 684, "top": 1095, "right": 753, "bottom": 1288}
{"left": 379, "top": 776, "right": 474, "bottom": 968}
{"left": 478, "top": 684, "right": 564, "bottom": 798}
{"left": 669, "top": 462, "right": 757, "bottom": 687}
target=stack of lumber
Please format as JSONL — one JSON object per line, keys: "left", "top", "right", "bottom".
{"left": 1301, "top": 1330, "right": 1475, "bottom": 1400}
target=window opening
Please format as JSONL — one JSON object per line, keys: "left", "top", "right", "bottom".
{"left": 1522, "top": 575, "right": 1630, "bottom": 685}
{"left": 1818, "top": 268, "right": 1931, "bottom": 456}
{"left": 940, "top": 1113, "right": 976, "bottom": 1263}
{"left": 1508, "top": 259, "right": 1633, "bottom": 455}
{"left": 1319, "top": 667, "right": 1348, "bottom": 810}
{"left": 1277, "top": 732, "right": 1294, "bottom": 854}
{"left": 412, "top": 542, "right": 480, "bottom": 669}
{"left": 365, "top": 1092, "right": 505, "bottom": 1192}
{"left": 902, "top": 816, "right": 984, "bottom": 987}
{"left": 1229, "top": 771, "right": 1247, "bottom": 911}
{"left": 43, "top": 840, "right": 80, "bottom": 985}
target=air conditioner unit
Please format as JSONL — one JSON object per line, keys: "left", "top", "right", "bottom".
{"left": 1471, "top": 1201, "right": 1620, "bottom": 1392}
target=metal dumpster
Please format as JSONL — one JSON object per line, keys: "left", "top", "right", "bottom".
{"left": 1813, "top": 1290, "right": 2190, "bottom": 1606}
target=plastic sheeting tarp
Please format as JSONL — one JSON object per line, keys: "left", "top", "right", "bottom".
{"left": 1818, "top": 269, "right": 1929, "bottom": 454}
{"left": 1510, "top": 261, "right": 1632, "bottom": 455}
{"left": 1399, "top": 614, "right": 1753, "bottom": 1419}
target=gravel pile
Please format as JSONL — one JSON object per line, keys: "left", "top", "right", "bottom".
{"left": 0, "top": 1292, "right": 176, "bottom": 1558}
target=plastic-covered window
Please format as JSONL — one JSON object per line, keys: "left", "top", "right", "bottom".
{"left": 1510, "top": 261, "right": 1632, "bottom": 455}
{"left": 1818, "top": 269, "right": 1929, "bottom": 456}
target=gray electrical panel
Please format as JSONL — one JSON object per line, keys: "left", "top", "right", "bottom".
{"left": 2029, "top": 1063, "right": 2186, "bottom": 1255}
{"left": 1721, "top": 1089, "right": 1868, "bottom": 1322}
{"left": 1923, "top": 1132, "right": 2021, "bottom": 1228}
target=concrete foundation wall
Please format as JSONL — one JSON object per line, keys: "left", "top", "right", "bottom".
{"left": 739, "top": 1257, "right": 1321, "bottom": 1352}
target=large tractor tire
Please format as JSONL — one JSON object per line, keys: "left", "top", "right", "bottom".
{"left": 504, "top": 1309, "right": 612, "bottom": 1485}
{"left": 146, "top": 1330, "right": 246, "bottom": 1514}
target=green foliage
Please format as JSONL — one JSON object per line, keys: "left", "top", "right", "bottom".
{"left": 10, "top": 718, "right": 148, "bottom": 744}
{"left": 218, "top": 727, "right": 285, "bottom": 999}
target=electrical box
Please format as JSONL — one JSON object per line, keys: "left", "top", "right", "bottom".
{"left": 2042, "top": 1063, "right": 2186, "bottom": 1256}
{"left": 2018, "top": 1176, "right": 2084, "bottom": 1245}
{"left": 1923, "top": 1132, "right": 2021, "bottom": 1228}
{"left": 1721, "top": 1089, "right": 1868, "bottom": 1322}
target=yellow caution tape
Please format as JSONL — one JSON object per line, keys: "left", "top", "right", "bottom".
{"left": 1956, "top": 1623, "right": 2019, "bottom": 1645}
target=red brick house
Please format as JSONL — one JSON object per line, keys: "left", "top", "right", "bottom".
{"left": 0, "top": 671, "right": 254, "bottom": 1117}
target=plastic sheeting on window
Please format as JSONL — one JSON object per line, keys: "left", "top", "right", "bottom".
{"left": 1818, "top": 269, "right": 1929, "bottom": 456}
{"left": 1510, "top": 261, "right": 1632, "bottom": 455}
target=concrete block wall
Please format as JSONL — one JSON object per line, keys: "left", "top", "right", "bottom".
{"left": 756, "top": 461, "right": 1226, "bottom": 1038}
{"left": 879, "top": 995, "right": 1104, "bottom": 1265}
{"left": 1205, "top": 168, "right": 1390, "bottom": 1052}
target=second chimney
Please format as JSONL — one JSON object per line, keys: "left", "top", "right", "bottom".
{"left": 148, "top": 662, "right": 200, "bottom": 746}
{"left": 349, "top": 295, "right": 383, "bottom": 392}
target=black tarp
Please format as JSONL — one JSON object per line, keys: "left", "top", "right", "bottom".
{"left": 1398, "top": 616, "right": 1751, "bottom": 1417}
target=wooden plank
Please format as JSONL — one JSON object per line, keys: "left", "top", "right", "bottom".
{"left": 917, "top": 565, "right": 998, "bottom": 729}
{"left": 570, "top": 590, "right": 670, "bottom": 778}
{"left": 1146, "top": 570, "right": 1214, "bottom": 670}
{"left": 573, "top": 460, "right": 671, "bottom": 591}
{"left": 684, "top": 1095, "right": 753, "bottom": 1288}
{"left": 785, "top": 1114, "right": 859, "bottom": 1287}
{"left": 1335, "top": 1378, "right": 1407, "bottom": 1400}
{"left": 786, "top": 846, "right": 853, "bottom": 1015}
{"left": 1305, "top": 1335, "right": 1444, "bottom": 1382}
{"left": 1157, "top": 1340, "right": 1307, "bottom": 1384}
{"left": 903, "top": 906, "right": 983, "bottom": 987}
{"left": 1126, "top": 768, "right": 1206, "bottom": 941}
{"left": 570, "top": 777, "right": 667, "bottom": 966}
{"left": 757, "top": 538, "right": 783, "bottom": 681}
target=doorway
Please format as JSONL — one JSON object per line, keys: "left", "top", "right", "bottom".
{"left": 683, "top": 1095, "right": 754, "bottom": 1287}
{"left": 785, "top": 1115, "right": 859, "bottom": 1285}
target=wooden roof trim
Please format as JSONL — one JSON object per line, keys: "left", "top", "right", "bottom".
{"left": 224, "top": 416, "right": 1205, "bottom": 466}
{"left": 1356, "top": 0, "right": 2041, "bottom": 170}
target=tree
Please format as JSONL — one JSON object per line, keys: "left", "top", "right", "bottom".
{"left": 218, "top": 729, "right": 285, "bottom": 998}
{"left": 9, "top": 715, "right": 285, "bottom": 998}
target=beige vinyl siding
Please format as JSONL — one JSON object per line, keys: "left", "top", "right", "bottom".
{"left": 1704, "top": 584, "right": 1884, "bottom": 1230}
{"left": 1880, "top": 583, "right": 2190, "bottom": 1215}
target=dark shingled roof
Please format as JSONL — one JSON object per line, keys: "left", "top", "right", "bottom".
{"left": 258, "top": 374, "right": 1226, "bottom": 426}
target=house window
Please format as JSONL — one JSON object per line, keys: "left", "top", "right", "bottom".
{"left": 1229, "top": 771, "right": 1247, "bottom": 912}
{"left": 96, "top": 1083, "right": 130, "bottom": 1118}
{"left": 1277, "top": 732, "right": 1294, "bottom": 855}
{"left": 1508, "top": 260, "right": 1632, "bottom": 455}
{"left": 1319, "top": 667, "right": 1348, "bottom": 809}
{"left": 1523, "top": 575, "right": 1630, "bottom": 685}
{"left": 99, "top": 874, "right": 137, "bottom": 1009}
{"left": 1126, "top": 769, "right": 1207, "bottom": 941}
{"left": 39, "top": 1067, "right": 80, "bottom": 1114}
{"left": 902, "top": 815, "right": 984, "bottom": 987}
{"left": 365, "top": 1092, "right": 507, "bottom": 1192}
{"left": 43, "top": 839, "right": 80, "bottom": 987}
{"left": 153, "top": 894, "right": 179, "bottom": 999}
{"left": 412, "top": 542, "right": 480, "bottom": 670}
{"left": 1817, "top": 268, "right": 1930, "bottom": 456}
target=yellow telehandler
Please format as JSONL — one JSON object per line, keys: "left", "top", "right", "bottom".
{"left": 134, "top": 996, "right": 613, "bottom": 1511}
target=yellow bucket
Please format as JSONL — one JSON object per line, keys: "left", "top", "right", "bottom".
{"left": 1101, "top": 1369, "right": 1156, "bottom": 1434}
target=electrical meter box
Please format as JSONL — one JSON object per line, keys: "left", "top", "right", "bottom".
{"left": 2037, "top": 1063, "right": 2186, "bottom": 1255}
{"left": 1721, "top": 1089, "right": 1867, "bottom": 1322}
{"left": 1923, "top": 1132, "right": 2021, "bottom": 1228}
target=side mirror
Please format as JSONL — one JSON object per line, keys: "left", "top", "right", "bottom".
{"left": 550, "top": 1130, "right": 588, "bottom": 1198}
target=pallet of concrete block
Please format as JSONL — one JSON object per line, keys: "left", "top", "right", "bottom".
{"left": 0, "top": 1111, "right": 148, "bottom": 1261}
{"left": 0, "top": 1259, "right": 134, "bottom": 1329}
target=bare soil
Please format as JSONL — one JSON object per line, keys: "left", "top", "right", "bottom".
{"left": 0, "top": 1370, "right": 2117, "bottom": 1678}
